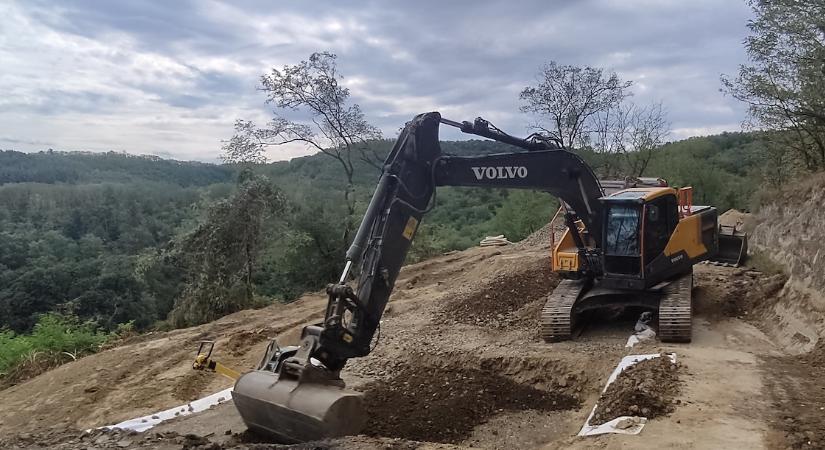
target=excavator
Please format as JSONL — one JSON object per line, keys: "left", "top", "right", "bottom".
{"left": 196, "top": 112, "right": 747, "bottom": 443}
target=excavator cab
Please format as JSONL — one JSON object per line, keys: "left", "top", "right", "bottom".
{"left": 600, "top": 188, "right": 684, "bottom": 289}
{"left": 554, "top": 186, "right": 717, "bottom": 289}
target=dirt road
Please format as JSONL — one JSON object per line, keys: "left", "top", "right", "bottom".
{"left": 0, "top": 240, "right": 820, "bottom": 449}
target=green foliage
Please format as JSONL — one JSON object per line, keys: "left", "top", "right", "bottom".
{"left": 167, "top": 172, "right": 286, "bottom": 327}
{"left": 407, "top": 189, "right": 558, "bottom": 262}
{"left": 493, "top": 191, "right": 559, "bottom": 240}
{"left": 0, "top": 130, "right": 783, "bottom": 337}
{"left": 255, "top": 203, "right": 346, "bottom": 300}
{"left": 0, "top": 181, "right": 205, "bottom": 333}
{"left": 644, "top": 132, "right": 763, "bottom": 212}
{"left": 721, "top": 0, "right": 825, "bottom": 171}
{"left": 0, "top": 313, "right": 109, "bottom": 376}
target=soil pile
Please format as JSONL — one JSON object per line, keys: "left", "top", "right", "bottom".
{"left": 436, "top": 258, "right": 558, "bottom": 329}
{"left": 591, "top": 356, "right": 682, "bottom": 425}
{"left": 517, "top": 218, "right": 566, "bottom": 249}
{"left": 718, "top": 209, "right": 750, "bottom": 229}
{"left": 360, "top": 363, "right": 579, "bottom": 443}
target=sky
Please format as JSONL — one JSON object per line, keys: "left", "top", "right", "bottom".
{"left": 0, "top": 0, "right": 753, "bottom": 162}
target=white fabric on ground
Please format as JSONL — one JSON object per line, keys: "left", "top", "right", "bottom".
{"left": 101, "top": 387, "right": 234, "bottom": 432}
{"left": 578, "top": 353, "right": 677, "bottom": 437}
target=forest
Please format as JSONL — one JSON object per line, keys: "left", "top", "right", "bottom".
{"left": 0, "top": 130, "right": 768, "bottom": 341}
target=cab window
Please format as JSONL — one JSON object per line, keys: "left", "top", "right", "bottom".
{"left": 605, "top": 205, "right": 640, "bottom": 256}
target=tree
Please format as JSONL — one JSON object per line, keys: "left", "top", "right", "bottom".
{"left": 222, "top": 52, "right": 381, "bottom": 241}
{"left": 721, "top": 0, "right": 825, "bottom": 171}
{"left": 169, "top": 172, "right": 286, "bottom": 326}
{"left": 593, "top": 101, "right": 671, "bottom": 177}
{"left": 520, "top": 61, "right": 632, "bottom": 148}
{"left": 220, "top": 120, "right": 268, "bottom": 164}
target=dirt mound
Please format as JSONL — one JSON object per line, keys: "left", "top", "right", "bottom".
{"left": 718, "top": 208, "right": 750, "bottom": 229}
{"left": 172, "top": 370, "right": 215, "bottom": 402}
{"left": 591, "top": 356, "right": 682, "bottom": 425}
{"left": 517, "top": 217, "right": 566, "bottom": 249}
{"left": 359, "top": 363, "right": 579, "bottom": 443}
{"left": 518, "top": 222, "right": 554, "bottom": 248}
{"left": 693, "top": 267, "right": 787, "bottom": 321}
{"left": 225, "top": 329, "right": 270, "bottom": 356}
{"left": 436, "top": 258, "right": 558, "bottom": 329}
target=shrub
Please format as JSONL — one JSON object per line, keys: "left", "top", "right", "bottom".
{"left": 0, "top": 313, "right": 110, "bottom": 385}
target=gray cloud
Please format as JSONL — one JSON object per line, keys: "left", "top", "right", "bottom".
{"left": 1, "top": 0, "right": 752, "bottom": 160}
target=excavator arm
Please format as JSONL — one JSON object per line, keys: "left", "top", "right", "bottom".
{"left": 231, "top": 111, "right": 605, "bottom": 442}
{"left": 316, "top": 112, "right": 604, "bottom": 367}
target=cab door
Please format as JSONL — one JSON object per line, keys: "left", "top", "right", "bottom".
{"left": 642, "top": 194, "right": 679, "bottom": 274}
{"left": 603, "top": 203, "right": 642, "bottom": 276}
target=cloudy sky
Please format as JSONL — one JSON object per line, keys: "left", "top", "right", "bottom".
{"left": 1, "top": 0, "right": 753, "bottom": 162}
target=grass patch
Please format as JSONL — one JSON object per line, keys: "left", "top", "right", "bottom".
{"left": 0, "top": 313, "right": 112, "bottom": 388}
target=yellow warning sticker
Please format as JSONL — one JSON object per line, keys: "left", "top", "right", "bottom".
{"left": 402, "top": 216, "right": 419, "bottom": 240}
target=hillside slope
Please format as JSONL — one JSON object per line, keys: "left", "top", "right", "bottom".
{"left": 0, "top": 224, "right": 813, "bottom": 449}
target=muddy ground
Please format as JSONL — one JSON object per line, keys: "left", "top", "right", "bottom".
{"left": 0, "top": 231, "right": 822, "bottom": 449}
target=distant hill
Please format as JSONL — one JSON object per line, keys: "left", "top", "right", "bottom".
{"left": 0, "top": 150, "right": 234, "bottom": 186}
{"left": 1, "top": 131, "right": 765, "bottom": 212}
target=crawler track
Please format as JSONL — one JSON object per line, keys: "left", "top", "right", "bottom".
{"left": 658, "top": 272, "right": 693, "bottom": 342}
{"left": 540, "top": 279, "right": 585, "bottom": 342}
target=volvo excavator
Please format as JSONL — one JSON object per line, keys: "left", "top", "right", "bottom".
{"left": 198, "top": 112, "right": 746, "bottom": 443}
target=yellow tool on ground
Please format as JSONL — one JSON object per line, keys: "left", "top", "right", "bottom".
{"left": 193, "top": 341, "right": 241, "bottom": 381}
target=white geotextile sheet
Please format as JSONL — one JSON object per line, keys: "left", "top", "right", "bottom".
{"left": 101, "top": 387, "right": 234, "bottom": 432}
{"left": 578, "top": 353, "right": 677, "bottom": 437}
{"left": 625, "top": 328, "right": 656, "bottom": 348}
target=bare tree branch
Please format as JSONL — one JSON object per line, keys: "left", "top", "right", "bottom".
{"left": 220, "top": 52, "right": 383, "bottom": 241}
{"left": 520, "top": 61, "right": 632, "bottom": 148}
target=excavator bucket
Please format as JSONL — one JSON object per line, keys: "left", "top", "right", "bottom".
{"left": 232, "top": 370, "right": 366, "bottom": 443}
{"left": 713, "top": 226, "right": 748, "bottom": 266}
